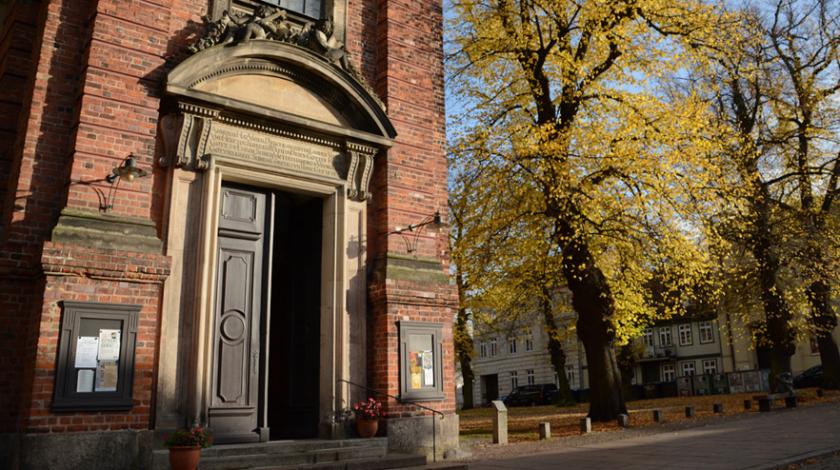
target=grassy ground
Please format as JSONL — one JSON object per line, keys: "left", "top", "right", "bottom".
{"left": 459, "top": 388, "right": 840, "bottom": 443}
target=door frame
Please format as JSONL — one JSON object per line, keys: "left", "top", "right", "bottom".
{"left": 194, "top": 160, "right": 350, "bottom": 440}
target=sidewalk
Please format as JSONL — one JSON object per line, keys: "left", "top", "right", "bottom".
{"left": 468, "top": 402, "right": 840, "bottom": 470}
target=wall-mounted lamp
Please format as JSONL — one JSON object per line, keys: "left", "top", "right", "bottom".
{"left": 102, "top": 155, "right": 148, "bottom": 212}
{"left": 106, "top": 155, "right": 147, "bottom": 184}
{"left": 388, "top": 210, "right": 444, "bottom": 254}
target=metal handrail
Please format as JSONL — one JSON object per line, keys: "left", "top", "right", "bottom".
{"left": 338, "top": 379, "right": 444, "bottom": 462}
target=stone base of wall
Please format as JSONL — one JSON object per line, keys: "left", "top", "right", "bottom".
{"left": 384, "top": 413, "right": 459, "bottom": 461}
{"left": 0, "top": 429, "right": 155, "bottom": 470}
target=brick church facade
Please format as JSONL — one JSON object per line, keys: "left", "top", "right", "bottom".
{"left": 0, "top": 0, "right": 456, "bottom": 467}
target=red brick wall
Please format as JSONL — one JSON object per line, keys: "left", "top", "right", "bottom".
{"left": 366, "top": 0, "right": 457, "bottom": 418}
{"left": 0, "top": 0, "right": 190, "bottom": 432}
{"left": 1, "top": 0, "right": 455, "bottom": 435}
{"left": 0, "top": 2, "right": 40, "bottom": 208}
{"left": 0, "top": 0, "right": 94, "bottom": 433}
{"left": 26, "top": 244, "right": 168, "bottom": 432}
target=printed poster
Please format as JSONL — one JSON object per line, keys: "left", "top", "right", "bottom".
{"left": 74, "top": 336, "right": 99, "bottom": 368}
{"left": 97, "top": 329, "right": 121, "bottom": 361}
{"left": 95, "top": 360, "right": 119, "bottom": 392}
{"left": 421, "top": 350, "right": 434, "bottom": 386}
{"left": 409, "top": 352, "right": 422, "bottom": 389}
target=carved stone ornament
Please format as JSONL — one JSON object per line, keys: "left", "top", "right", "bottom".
{"left": 187, "top": 6, "right": 384, "bottom": 110}
{"left": 159, "top": 103, "right": 377, "bottom": 201}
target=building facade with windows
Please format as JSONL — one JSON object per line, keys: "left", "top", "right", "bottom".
{"left": 470, "top": 317, "right": 589, "bottom": 406}
{"left": 0, "top": 0, "right": 457, "bottom": 467}
{"left": 634, "top": 318, "right": 725, "bottom": 385}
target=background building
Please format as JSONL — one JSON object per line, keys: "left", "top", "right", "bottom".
{"left": 468, "top": 307, "right": 839, "bottom": 406}
{"left": 469, "top": 309, "right": 589, "bottom": 406}
{"left": 633, "top": 318, "right": 725, "bottom": 385}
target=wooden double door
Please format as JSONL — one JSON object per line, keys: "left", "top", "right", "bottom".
{"left": 208, "top": 183, "right": 322, "bottom": 443}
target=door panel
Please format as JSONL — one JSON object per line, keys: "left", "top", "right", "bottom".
{"left": 208, "top": 185, "right": 266, "bottom": 443}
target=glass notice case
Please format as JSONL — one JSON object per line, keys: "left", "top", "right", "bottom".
{"left": 398, "top": 321, "right": 444, "bottom": 401}
{"left": 52, "top": 302, "right": 139, "bottom": 411}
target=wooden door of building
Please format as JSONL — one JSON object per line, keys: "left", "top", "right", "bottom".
{"left": 208, "top": 184, "right": 267, "bottom": 443}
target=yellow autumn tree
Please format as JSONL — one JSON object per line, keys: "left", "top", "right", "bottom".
{"left": 700, "top": 0, "right": 840, "bottom": 388}
{"left": 448, "top": 0, "right": 734, "bottom": 419}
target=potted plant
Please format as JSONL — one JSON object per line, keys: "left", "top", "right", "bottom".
{"left": 352, "top": 397, "right": 383, "bottom": 438}
{"left": 164, "top": 425, "right": 212, "bottom": 470}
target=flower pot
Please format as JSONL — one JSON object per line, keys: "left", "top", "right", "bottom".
{"left": 356, "top": 417, "right": 379, "bottom": 438}
{"left": 168, "top": 445, "right": 201, "bottom": 470}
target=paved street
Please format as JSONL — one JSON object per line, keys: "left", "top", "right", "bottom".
{"left": 470, "top": 402, "right": 840, "bottom": 470}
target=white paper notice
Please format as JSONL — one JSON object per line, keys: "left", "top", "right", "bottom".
{"left": 98, "top": 329, "right": 121, "bottom": 361}
{"left": 77, "top": 369, "right": 94, "bottom": 392}
{"left": 422, "top": 350, "right": 434, "bottom": 386}
{"left": 74, "top": 336, "right": 99, "bottom": 368}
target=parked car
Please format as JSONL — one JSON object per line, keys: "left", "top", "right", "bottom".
{"left": 794, "top": 365, "right": 823, "bottom": 388}
{"left": 503, "top": 384, "right": 558, "bottom": 406}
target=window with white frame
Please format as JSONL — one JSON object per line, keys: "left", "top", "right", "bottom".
{"left": 508, "top": 337, "right": 517, "bottom": 354}
{"left": 510, "top": 371, "right": 518, "bottom": 389}
{"left": 526, "top": 369, "right": 535, "bottom": 385}
{"left": 659, "top": 327, "right": 673, "bottom": 347}
{"left": 479, "top": 341, "right": 487, "bottom": 358}
{"left": 699, "top": 321, "right": 714, "bottom": 344}
{"left": 643, "top": 328, "right": 654, "bottom": 347}
{"left": 681, "top": 361, "right": 696, "bottom": 377}
{"left": 524, "top": 329, "right": 534, "bottom": 351}
{"left": 702, "top": 359, "right": 717, "bottom": 375}
{"left": 662, "top": 363, "right": 676, "bottom": 381}
{"left": 565, "top": 364, "right": 576, "bottom": 389}
{"left": 678, "top": 324, "right": 693, "bottom": 346}
{"left": 489, "top": 338, "right": 498, "bottom": 356}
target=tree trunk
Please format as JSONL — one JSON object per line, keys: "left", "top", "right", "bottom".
{"left": 540, "top": 291, "right": 573, "bottom": 405}
{"left": 456, "top": 310, "right": 476, "bottom": 409}
{"left": 750, "top": 193, "right": 795, "bottom": 387}
{"left": 579, "top": 333, "right": 626, "bottom": 420}
{"left": 555, "top": 217, "right": 626, "bottom": 421}
{"left": 454, "top": 272, "right": 476, "bottom": 409}
{"left": 617, "top": 344, "right": 637, "bottom": 399}
{"left": 807, "top": 280, "right": 840, "bottom": 389}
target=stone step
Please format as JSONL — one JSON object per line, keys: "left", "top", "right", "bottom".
{"left": 253, "top": 453, "right": 427, "bottom": 469}
{"left": 198, "top": 447, "right": 388, "bottom": 469}
{"left": 400, "top": 464, "right": 469, "bottom": 470}
{"left": 204, "top": 439, "right": 388, "bottom": 459}
{"left": 153, "top": 438, "right": 389, "bottom": 469}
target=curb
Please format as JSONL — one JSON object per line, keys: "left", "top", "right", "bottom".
{"left": 745, "top": 446, "right": 840, "bottom": 470}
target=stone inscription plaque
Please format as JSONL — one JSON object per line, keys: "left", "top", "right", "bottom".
{"left": 208, "top": 122, "right": 345, "bottom": 180}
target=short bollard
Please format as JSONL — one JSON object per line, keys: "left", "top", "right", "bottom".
{"left": 685, "top": 406, "right": 695, "bottom": 418}
{"left": 617, "top": 414, "right": 629, "bottom": 428}
{"left": 817, "top": 388, "right": 825, "bottom": 398}
{"left": 758, "top": 398, "right": 771, "bottom": 412}
{"left": 713, "top": 403, "right": 724, "bottom": 414}
{"left": 652, "top": 409, "right": 663, "bottom": 423}
{"left": 580, "top": 417, "right": 592, "bottom": 434}
{"left": 539, "top": 422, "right": 551, "bottom": 440}
{"left": 491, "top": 400, "right": 508, "bottom": 444}
{"left": 744, "top": 399, "right": 752, "bottom": 410}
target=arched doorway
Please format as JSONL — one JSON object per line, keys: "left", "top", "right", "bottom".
{"left": 154, "top": 35, "right": 395, "bottom": 443}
